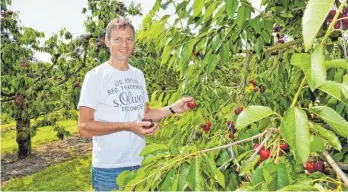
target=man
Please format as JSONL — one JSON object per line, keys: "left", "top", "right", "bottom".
{"left": 77, "top": 17, "right": 194, "bottom": 191}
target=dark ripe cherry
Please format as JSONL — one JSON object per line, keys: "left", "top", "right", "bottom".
{"left": 142, "top": 119, "right": 154, "bottom": 129}
{"left": 315, "top": 161, "right": 325, "bottom": 173}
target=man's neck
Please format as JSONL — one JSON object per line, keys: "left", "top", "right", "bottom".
{"left": 108, "top": 59, "right": 129, "bottom": 71}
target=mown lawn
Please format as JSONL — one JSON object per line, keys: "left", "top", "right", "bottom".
{"left": 1, "top": 120, "right": 78, "bottom": 155}
{"left": 2, "top": 154, "right": 93, "bottom": 191}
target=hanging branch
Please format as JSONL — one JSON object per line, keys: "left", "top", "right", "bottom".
{"left": 322, "top": 151, "right": 348, "bottom": 187}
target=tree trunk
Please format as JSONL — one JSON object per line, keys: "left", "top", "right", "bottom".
{"left": 15, "top": 106, "right": 31, "bottom": 159}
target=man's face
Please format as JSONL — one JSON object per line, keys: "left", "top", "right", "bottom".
{"left": 105, "top": 26, "right": 135, "bottom": 62}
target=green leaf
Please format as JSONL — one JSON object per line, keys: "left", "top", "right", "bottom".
{"left": 207, "top": 54, "right": 219, "bottom": 73}
{"left": 116, "top": 170, "right": 136, "bottom": 188}
{"left": 280, "top": 107, "right": 310, "bottom": 164}
{"left": 236, "top": 106, "right": 273, "bottom": 130}
{"left": 310, "top": 106, "right": 348, "bottom": 138}
{"left": 252, "top": 167, "right": 265, "bottom": 189}
{"left": 343, "top": 75, "right": 348, "bottom": 98}
{"left": 324, "top": 59, "right": 348, "bottom": 69}
{"left": 240, "top": 156, "right": 260, "bottom": 175}
{"left": 277, "top": 163, "right": 290, "bottom": 189}
{"left": 302, "top": 0, "right": 335, "bottom": 51}
{"left": 291, "top": 47, "right": 326, "bottom": 90}
{"left": 220, "top": 43, "right": 229, "bottom": 64}
{"left": 263, "top": 163, "right": 278, "bottom": 191}
{"left": 161, "top": 169, "right": 176, "bottom": 191}
{"left": 186, "top": 156, "right": 205, "bottom": 191}
{"left": 280, "top": 184, "right": 319, "bottom": 191}
{"left": 203, "top": 2, "right": 216, "bottom": 21}
{"left": 319, "top": 81, "right": 348, "bottom": 105}
{"left": 236, "top": 6, "right": 251, "bottom": 29}
{"left": 139, "top": 144, "right": 168, "bottom": 156}
{"left": 310, "top": 123, "right": 341, "bottom": 151}
{"left": 193, "top": 0, "right": 204, "bottom": 17}
{"left": 177, "top": 163, "right": 190, "bottom": 191}
{"left": 310, "top": 136, "right": 325, "bottom": 152}
{"left": 226, "top": 0, "right": 238, "bottom": 18}
{"left": 202, "top": 154, "right": 225, "bottom": 187}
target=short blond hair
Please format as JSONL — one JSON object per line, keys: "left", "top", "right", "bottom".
{"left": 105, "top": 17, "right": 135, "bottom": 39}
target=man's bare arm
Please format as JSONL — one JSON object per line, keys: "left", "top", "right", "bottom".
{"left": 78, "top": 106, "right": 158, "bottom": 137}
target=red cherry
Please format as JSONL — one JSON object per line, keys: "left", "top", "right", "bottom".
{"left": 207, "top": 121, "right": 212, "bottom": 128}
{"left": 306, "top": 161, "right": 316, "bottom": 173}
{"left": 343, "top": 19, "right": 348, "bottom": 25}
{"left": 186, "top": 101, "right": 197, "bottom": 109}
{"left": 277, "top": 39, "right": 285, "bottom": 44}
{"left": 254, "top": 87, "right": 259, "bottom": 92}
{"left": 259, "top": 149, "right": 270, "bottom": 160}
{"left": 280, "top": 143, "right": 289, "bottom": 153}
{"left": 343, "top": 7, "right": 348, "bottom": 14}
{"left": 141, "top": 119, "right": 154, "bottom": 129}
{"left": 328, "top": 10, "right": 336, "bottom": 18}
{"left": 327, "top": 18, "right": 333, "bottom": 23}
{"left": 315, "top": 161, "right": 325, "bottom": 173}
{"left": 334, "top": 22, "right": 341, "bottom": 29}
{"left": 260, "top": 86, "right": 266, "bottom": 93}
{"left": 235, "top": 107, "right": 243, "bottom": 115}
{"left": 229, "top": 133, "right": 234, "bottom": 140}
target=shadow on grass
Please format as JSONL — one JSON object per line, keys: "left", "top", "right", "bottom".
{"left": 2, "top": 154, "right": 93, "bottom": 191}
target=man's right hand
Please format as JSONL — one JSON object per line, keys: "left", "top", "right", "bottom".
{"left": 130, "top": 121, "right": 159, "bottom": 136}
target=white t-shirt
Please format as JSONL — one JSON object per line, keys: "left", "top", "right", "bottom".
{"left": 77, "top": 62, "right": 149, "bottom": 168}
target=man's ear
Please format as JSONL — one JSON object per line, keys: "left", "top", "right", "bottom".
{"left": 105, "top": 36, "right": 110, "bottom": 48}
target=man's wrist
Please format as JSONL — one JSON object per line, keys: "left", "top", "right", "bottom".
{"left": 169, "top": 105, "right": 176, "bottom": 114}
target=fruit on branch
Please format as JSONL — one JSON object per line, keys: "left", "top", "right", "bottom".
{"left": 235, "top": 107, "right": 243, "bottom": 115}
{"left": 254, "top": 87, "right": 259, "bottom": 92}
{"left": 260, "top": 86, "right": 266, "bottom": 93}
{"left": 273, "top": 24, "right": 281, "bottom": 32}
{"left": 280, "top": 142, "right": 289, "bottom": 153}
{"left": 14, "top": 94, "right": 25, "bottom": 105}
{"left": 200, "top": 120, "right": 212, "bottom": 134}
{"left": 259, "top": 149, "right": 270, "bottom": 160}
{"left": 328, "top": 10, "right": 336, "bottom": 18}
{"left": 142, "top": 119, "right": 154, "bottom": 129}
{"left": 334, "top": 22, "right": 341, "bottom": 29}
{"left": 249, "top": 79, "right": 257, "bottom": 87}
{"left": 73, "top": 81, "right": 80, "bottom": 88}
{"left": 315, "top": 161, "right": 325, "bottom": 173}
{"left": 229, "top": 133, "right": 234, "bottom": 140}
{"left": 306, "top": 161, "right": 316, "bottom": 173}
{"left": 277, "top": 39, "right": 285, "bottom": 44}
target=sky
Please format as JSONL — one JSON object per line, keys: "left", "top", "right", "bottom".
{"left": 10, "top": 0, "right": 158, "bottom": 61}
{"left": 9, "top": 0, "right": 262, "bottom": 61}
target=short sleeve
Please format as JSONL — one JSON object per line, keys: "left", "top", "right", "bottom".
{"left": 77, "top": 71, "right": 100, "bottom": 110}
{"left": 142, "top": 74, "right": 149, "bottom": 103}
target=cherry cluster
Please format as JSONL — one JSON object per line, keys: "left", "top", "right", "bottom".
{"left": 200, "top": 120, "right": 212, "bottom": 134}
{"left": 141, "top": 119, "right": 154, "bottom": 129}
{"left": 249, "top": 80, "right": 266, "bottom": 93}
{"left": 326, "top": 7, "right": 348, "bottom": 30}
{"left": 306, "top": 160, "right": 325, "bottom": 174}
{"left": 227, "top": 121, "right": 237, "bottom": 140}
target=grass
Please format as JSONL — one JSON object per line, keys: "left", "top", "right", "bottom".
{"left": 2, "top": 154, "right": 93, "bottom": 191}
{"left": 1, "top": 119, "right": 78, "bottom": 155}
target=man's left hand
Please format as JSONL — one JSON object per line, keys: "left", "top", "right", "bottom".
{"left": 171, "top": 96, "right": 195, "bottom": 114}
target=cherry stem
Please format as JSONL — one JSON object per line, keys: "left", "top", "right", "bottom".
{"left": 290, "top": 77, "right": 306, "bottom": 108}
{"left": 249, "top": 130, "right": 273, "bottom": 160}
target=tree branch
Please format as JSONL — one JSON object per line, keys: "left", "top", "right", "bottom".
{"left": 322, "top": 151, "right": 348, "bottom": 187}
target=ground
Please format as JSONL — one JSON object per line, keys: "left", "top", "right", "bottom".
{"left": 1, "top": 134, "right": 92, "bottom": 185}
